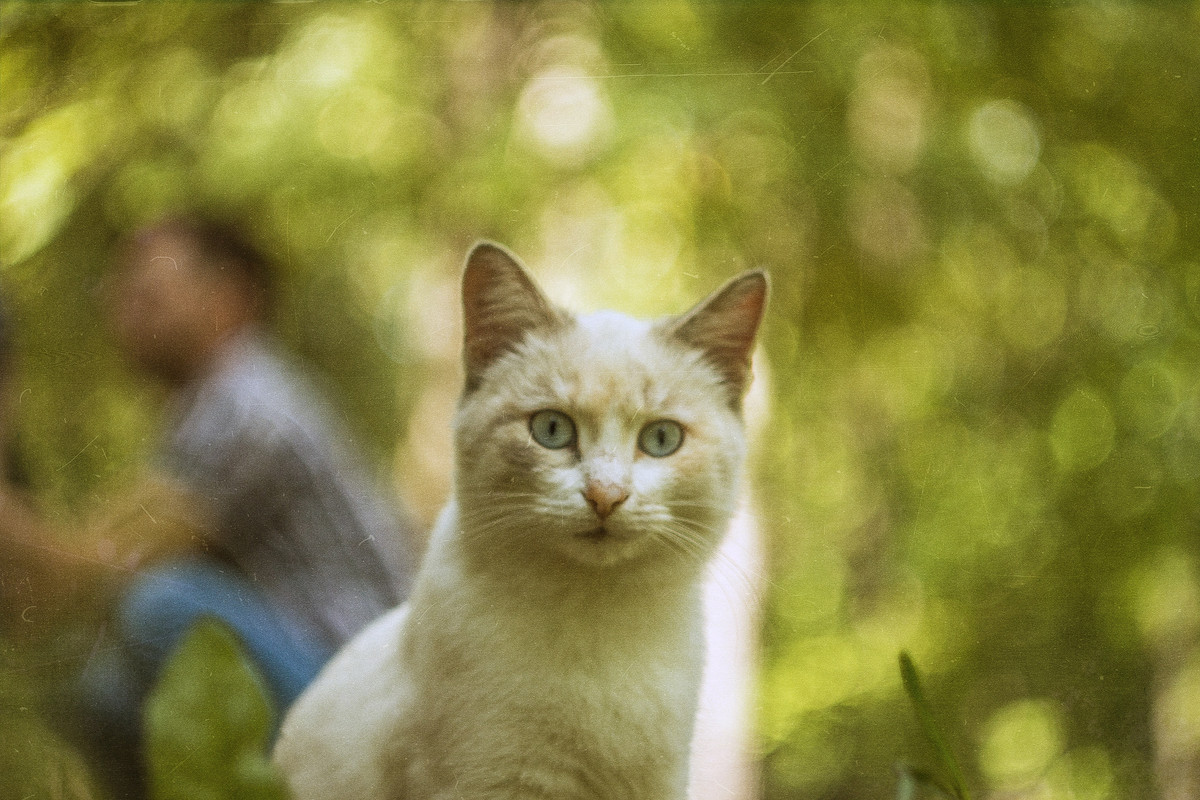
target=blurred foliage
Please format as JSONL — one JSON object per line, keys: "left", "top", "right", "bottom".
{"left": 144, "top": 619, "right": 288, "bottom": 800}
{"left": 897, "top": 651, "right": 971, "bottom": 800}
{"left": 0, "top": 642, "right": 97, "bottom": 800}
{"left": 1, "top": 2, "right": 1199, "bottom": 799}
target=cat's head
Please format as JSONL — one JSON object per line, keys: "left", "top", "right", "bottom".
{"left": 452, "top": 242, "right": 767, "bottom": 575}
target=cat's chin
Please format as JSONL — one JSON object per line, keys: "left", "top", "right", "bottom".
{"left": 558, "top": 524, "right": 649, "bottom": 567}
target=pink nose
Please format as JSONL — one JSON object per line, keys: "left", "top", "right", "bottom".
{"left": 583, "top": 481, "right": 629, "bottom": 519}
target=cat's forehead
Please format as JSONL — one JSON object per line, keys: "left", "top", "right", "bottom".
{"left": 574, "top": 309, "right": 654, "bottom": 345}
{"left": 558, "top": 312, "right": 664, "bottom": 405}
{"left": 559, "top": 309, "right": 667, "bottom": 383}
{"left": 515, "top": 308, "right": 713, "bottom": 415}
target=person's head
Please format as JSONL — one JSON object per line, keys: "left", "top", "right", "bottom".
{"left": 109, "top": 215, "right": 273, "bottom": 384}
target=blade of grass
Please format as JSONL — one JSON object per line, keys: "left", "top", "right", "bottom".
{"left": 899, "top": 651, "right": 972, "bottom": 800}
{"left": 895, "top": 763, "right": 961, "bottom": 800}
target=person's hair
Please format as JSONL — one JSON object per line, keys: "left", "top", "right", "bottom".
{"left": 135, "top": 214, "right": 275, "bottom": 311}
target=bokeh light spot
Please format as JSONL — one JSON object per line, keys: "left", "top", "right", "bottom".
{"left": 847, "top": 46, "right": 930, "bottom": 174}
{"left": 1066, "top": 143, "right": 1177, "bottom": 255}
{"left": 968, "top": 99, "right": 1041, "bottom": 185}
{"left": 1129, "top": 549, "right": 1200, "bottom": 645}
{"left": 1157, "top": 651, "right": 1200, "bottom": 755}
{"left": 1050, "top": 387, "right": 1115, "bottom": 471}
{"left": 276, "top": 15, "right": 373, "bottom": 90}
{"left": 980, "top": 698, "right": 1065, "bottom": 789}
{"left": 1119, "top": 359, "right": 1182, "bottom": 440}
{"left": 317, "top": 86, "right": 402, "bottom": 162}
{"left": 848, "top": 179, "right": 927, "bottom": 266}
{"left": 517, "top": 68, "right": 611, "bottom": 166}
{"left": 1076, "top": 255, "right": 1166, "bottom": 343}
{"left": 0, "top": 147, "right": 74, "bottom": 267}
{"left": 212, "top": 72, "right": 286, "bottom": 149}
{"left": 0, "top": 99, "right": 112, "bottom": 265}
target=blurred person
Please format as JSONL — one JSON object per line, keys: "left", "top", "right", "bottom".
{"left": 0, "top": 215, "right": 415, "bottom": 798}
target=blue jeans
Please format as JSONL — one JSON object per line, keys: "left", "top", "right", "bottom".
{"left": 75, "top": 557, "right": 334, "bottom": 797}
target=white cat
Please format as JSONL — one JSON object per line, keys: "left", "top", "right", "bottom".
{"left": 273, "top": 242, "right": 767, "bottom": 800}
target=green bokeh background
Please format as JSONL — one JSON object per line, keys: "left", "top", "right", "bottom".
{"left": 2, "top": 2, "right": 1199, "bottom": 798}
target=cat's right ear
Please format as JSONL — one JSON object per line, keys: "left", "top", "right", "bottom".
{"left": 461, "top": 242, "right": 564, "bottom": 392}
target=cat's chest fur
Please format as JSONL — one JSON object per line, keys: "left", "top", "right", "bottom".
{"left": 275, "top": 504, "right": 705, "bottom": 800}
{"left": 384, "top": 515, "right": 705, "bottom": 799}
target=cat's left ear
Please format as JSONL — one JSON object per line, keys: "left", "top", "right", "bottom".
{"left": 666, "top": 271, "right": 768, "bottom": 407}
{"left": 461, "top": 242, "right": 564, "bottom": 392}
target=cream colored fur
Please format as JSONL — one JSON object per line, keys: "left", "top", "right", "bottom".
{"left": 273, "top": 243, "right": 767, "bottom": 800}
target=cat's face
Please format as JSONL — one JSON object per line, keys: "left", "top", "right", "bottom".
{"left": 452, "top": 243, "right": 766, "bottom": 574}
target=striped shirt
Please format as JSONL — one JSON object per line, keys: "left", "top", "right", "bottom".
{"left": 161, "top": 331, "right": 412, "bottom": 649}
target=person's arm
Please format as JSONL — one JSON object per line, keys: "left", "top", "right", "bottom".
{"left": 0, "top": 475, "right": 212, "bottom": 627}
{"left": 0, "top": 482, "right": 116, "bottom": 633}
{"left": 0, "top": 485, "right": 100, "bottom": 588}
{"left": 81, "top": 474, "right": 214, "bottom": 572}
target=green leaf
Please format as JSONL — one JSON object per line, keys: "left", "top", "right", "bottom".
{"left": 898, "top": 651, "right": 972, "bottom": 800}
{"left": 143, "top": 618, "right": 291, "bottom": 800}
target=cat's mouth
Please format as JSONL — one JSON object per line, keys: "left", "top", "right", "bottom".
{"left": 577, "top": 526, "right": 611, "bottom": 543}
{"left": 565, "top": 523, "right": 645, "bottom": 566}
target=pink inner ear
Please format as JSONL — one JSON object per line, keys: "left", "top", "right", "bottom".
{"left": 461, "top": 243, "right": 563, "bottom": 390}
{"left": 720, "top": 279, "right": 769, "bottom": 353}
{"left": 669, "top": 272, "right": 768, "bottom": 402}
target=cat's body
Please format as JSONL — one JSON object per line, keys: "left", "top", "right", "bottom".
{"left": 274, "top": 244, "right": 767, "bottom": 800}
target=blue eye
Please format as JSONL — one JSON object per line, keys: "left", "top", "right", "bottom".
{"left": 529, "top": 410, "right": 576, "bottom": 449}
{"left": 639, "top": 420, "right": 684, "bottom": 457}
